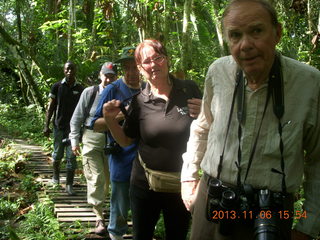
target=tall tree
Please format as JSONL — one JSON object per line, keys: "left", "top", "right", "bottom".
{"left": 179, "top": 0, "right": 193, "bottom": 77}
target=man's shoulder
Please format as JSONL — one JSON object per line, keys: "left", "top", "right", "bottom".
{"left": 100, "top": 79, "right": 123, "bottom": 99}
{"left": 81, "top": 85, "right": 96, "bottom": 97}
{"left": 207, "top": 55, "right": 237, "bottom": 77}
{"left": 52, "top": 80, "right": 62, "bottom": 88}
{"left": 74, "top": 82, "right": 85, "bottom": 91}
{"left": 83, "top": 85, "right": 95, "bottom": 92}
{"left": 282, "top": 55, "right": 320, "bottom": 74}
{"left": 281, "top": 55, "right": 320, "bottom": 86}
{"left": 107, "top": 78, "right": 123, "bottom": 90}
{"left": 211, "top": 55, "right": 235, "bottom": 66}
{"left": 50, "top": 81, "right": 63, "bottom": 94}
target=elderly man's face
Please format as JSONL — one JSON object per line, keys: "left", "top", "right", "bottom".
{"left": 223, "top": 1, "right": 281, "bottom": 79}
{"left": 122, "top": 59, "right": 140, "bottom": 87}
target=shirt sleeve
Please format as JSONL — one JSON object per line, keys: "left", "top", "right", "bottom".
{"left": 49, "top": 82, "right": 59, "bottom": 99}
{"left": 295, "top": 79, "right": 320, "bottom": 238}
{"left": 90, "top": 84, "right": 117, "bottom": 129}
{"left": 69, "top": 87, "right": 91, "bottom": 147}
{"left": 181, "top": 64, "right": 215, "bottom": 181}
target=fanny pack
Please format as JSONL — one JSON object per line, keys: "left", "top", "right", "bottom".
{"left": 138, "top": 153, "right": 181, "bottom": 193}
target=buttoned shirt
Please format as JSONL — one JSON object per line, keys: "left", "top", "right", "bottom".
{"left": 181, "top": 55, "right": 320, "bottom": 237}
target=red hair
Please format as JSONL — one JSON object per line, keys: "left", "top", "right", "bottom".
{"left": 134, "top": 39, "right": 168, "bottom": 65}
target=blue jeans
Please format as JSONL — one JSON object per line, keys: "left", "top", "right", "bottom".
{"left": 107, "top": 181, "right": 130, "bottom": 236}
{"left": 52, "top": 127, "right": 77, "bottom": 170}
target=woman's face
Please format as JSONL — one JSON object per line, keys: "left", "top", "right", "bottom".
{"left": 137, "top": 45, "right": 168, "bottom": 82}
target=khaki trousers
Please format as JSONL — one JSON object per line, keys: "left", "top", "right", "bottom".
{"left": 82, "top": 128, "right": 109, "bottom": 220}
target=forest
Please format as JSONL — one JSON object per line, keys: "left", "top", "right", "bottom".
{"left": 0, "top": 0, "right": 319, "bottom": 111}
{"left": 0, "top": 0, "right": 320, "bottom": 239}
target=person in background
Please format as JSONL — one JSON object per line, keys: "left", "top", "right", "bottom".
{"left": 43, "top": 61, "right": 84, "bottom": 196}
{"left": 101, "top": 39, "right": 202, "bottom": 240}
{"left": 92, "top": 47, "right": 143, "bottom": 240}
{"left": 181, "top": 1, "right": 320, "bottom": 240}
{"left": 69, "top": 62, "right": 117, "bottom": 235}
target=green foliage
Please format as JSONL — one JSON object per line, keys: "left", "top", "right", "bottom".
{"left": 39, "top": 19, "right": 69, "bottom": 33}
{"left": 1, "top": 0, "right": 319, "bottom": 109}
{"left": 154, "top": 213, "right": 165, "bottom": 239}
{"left": 16, "top": 201, "right": 66, "bottom": 240}
{"left": 0, "top": 199, "right": 20, "bottom": 220}
{"left": 0, "top": 138, "right": 72, "bottom": 240}
{"left": 0, "top": 103, "right": 48, "bottom": 145}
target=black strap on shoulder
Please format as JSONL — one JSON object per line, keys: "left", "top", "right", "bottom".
{"left": 269, "top": 55, "right": 286, "bottom": 194}
{"left": 235, "top": 70, "right": 245, "bottom": 187}
{"left": 84, "top": 85, "right": 99, "bottom": 123}
{"left": 217, "top": 70, "right": 242, "bottom": 180}
{"left": 218, "top": 55, "right": 287, "bottom": 194}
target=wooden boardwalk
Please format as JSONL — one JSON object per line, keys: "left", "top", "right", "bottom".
{"left": 9, "top": 139, "right": 133, "bottom": 240}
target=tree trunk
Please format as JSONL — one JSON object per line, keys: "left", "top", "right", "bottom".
{"left": 83, "top": 0, "right": 95, "bottom": 31}
{"left": 180, "top": 0, "right": 193, "bottom": 77}
{"left": 68, "top": 0, "right": 76, "bottom": 58}
{"left": 16, "top": 49, "right": 45, "bottom": 111}
{"left": 211, "top": 0, "right": 228, "bottom": 56}
{"left": 15, "top": 0, "right": 22, "bottom": 42}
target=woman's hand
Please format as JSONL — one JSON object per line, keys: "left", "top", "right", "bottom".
{"left": 103, "top": 99, "right": 121, "bottom": 123}
{"left": 188, "top": 98, "right": 202, "bottom": 118}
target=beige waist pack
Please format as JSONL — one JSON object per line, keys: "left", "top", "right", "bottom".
{"left": 138, "top": 154, "right": 181, "bottom": 193}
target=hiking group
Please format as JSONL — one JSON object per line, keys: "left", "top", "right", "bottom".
{"left": 43, "top": 1, "right": 320, "bottom": 239}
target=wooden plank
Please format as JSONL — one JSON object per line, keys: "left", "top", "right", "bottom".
{"left": 55, "top": 203, "right": 95, "bottom": 207}
{"left": 55, "top": 207, "right": 95, "bottom": 212}
{"left": 58, "top": 216, "right": 97, "bottom": 222}
{"left": 57, "top": 212, "right": 96, "bottom": 217}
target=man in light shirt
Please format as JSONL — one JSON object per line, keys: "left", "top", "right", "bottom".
{"left": 69, "top": 62, "right": 117, "bottom": 235}
{"left": 181, "top": 0, "right": 320, "bottom": 239}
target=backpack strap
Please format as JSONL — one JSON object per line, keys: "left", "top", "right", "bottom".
{"left": 84, "top": 85, "right": 99, "bottom": 124}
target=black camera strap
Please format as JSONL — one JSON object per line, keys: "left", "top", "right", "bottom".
{"left": 110, "top": 82, "right": 142, "bottom": 118}
{"left": 219, "top": 55, "right": 287, "bottom": 194}
{"left": 217, "top": 71, "right": 242, "bottom": 179}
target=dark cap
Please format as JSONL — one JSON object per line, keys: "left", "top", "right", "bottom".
{"left": 115, "top": 47, "right": 136, "bottom": 63}
{"left": 101, "top": 62, "right": 117, "bottom": 75}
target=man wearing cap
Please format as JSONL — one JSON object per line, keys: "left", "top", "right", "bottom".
{"left": 43, "top": 61, "right": 84, "bottom": 195}
{"left": 92, "top": 47, "right": 144, "bottom": 240}
{"left": 69, "top": 62, "right": 117, "bottom": 235}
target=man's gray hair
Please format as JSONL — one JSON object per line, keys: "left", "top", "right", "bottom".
{"left": 222, "top": 0, "right": 279, "bottom": 27}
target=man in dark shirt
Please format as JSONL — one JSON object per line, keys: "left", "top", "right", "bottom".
{"left": 43, "top": 61, "right": 84, "bottom": 195}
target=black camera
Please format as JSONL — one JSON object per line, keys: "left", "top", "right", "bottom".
{"left": 62, "top": 138, "right": 71, "bottom": 146}
{"left": 206, "top": 178, "right": 284, "bottom": 239}
{"left": 254, "top": 189, "right": 283, "bottom": 240}
{"left": 206, "top": 178, "right": 247, "bottom": 235}
{"left": 104, "top": 142, "right": 122, "bottom": 155}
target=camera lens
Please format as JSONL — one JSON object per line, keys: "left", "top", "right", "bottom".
{"left": 220, "top": 190, "right": 236, "bottom": 209}
{"left": 254, "top": 214, "right": 280, "bottom": 240}
{"left": 208, "top": 178, "right": 222, "bottom": 199}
